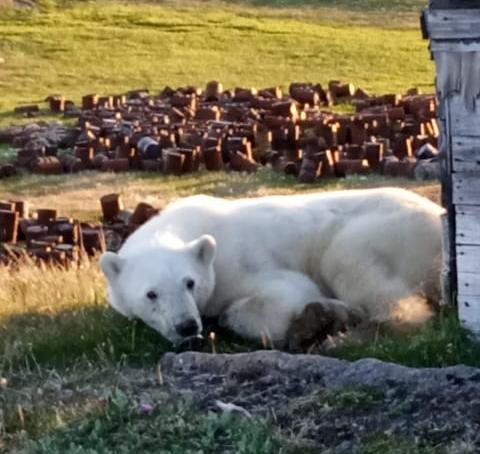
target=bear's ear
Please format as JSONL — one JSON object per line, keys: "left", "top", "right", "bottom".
{"left": 188, "top": 234, "right": 216, "bottom": 267}
{"left": 99, "top": 251, "right": 125, "bottom": 281}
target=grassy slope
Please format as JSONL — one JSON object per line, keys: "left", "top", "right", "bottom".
{"left": 0, "top": 0, "right": 432, "bottom": 123}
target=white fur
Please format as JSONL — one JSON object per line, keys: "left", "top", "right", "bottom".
{"left": 99, "top": 187, "right": 444, "bottom": 345}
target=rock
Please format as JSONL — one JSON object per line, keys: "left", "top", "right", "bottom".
{"left": 414, "top": 158, "right": 440, "bottom": 181}
{"left": 4, "top": 122, "right": 73, "bottom": 170}
{"left": 335, "top": 440, "right": 360, "bottom": 453}
{"left": 161, "top": 351, "right": 480, "bottom": 451}
{"left": 0, "top": 126, "right": 23, "bottom": 144}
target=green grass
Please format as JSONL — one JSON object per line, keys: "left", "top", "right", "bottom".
{"left": 326, "top": 308, "right": 480, "bottom": 368}
{"left": 0, "top": 0, "right": 433, "bottom": 125}
{"left": 19, "top": 391, "right": 286, "bottom": 454}
{"left": 1, "top": 301, "right": 257, "bottom": 373}
{"left": 0, "top": 143, "right": 15, "bottom": 164}
{"left": 322, "top": 386, "right": 384, "bottom": 410}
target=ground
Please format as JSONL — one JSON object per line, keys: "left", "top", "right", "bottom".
{"left": 2, "top": 0, "right": 480, "bottom": 452}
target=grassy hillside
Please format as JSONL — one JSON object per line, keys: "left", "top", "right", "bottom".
{"left": 0, "top": 0, "right": 433, "bottom": 124}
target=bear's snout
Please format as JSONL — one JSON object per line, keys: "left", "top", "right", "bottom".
{"left": 175, "top": 318, "right": 200, "bottom": 338}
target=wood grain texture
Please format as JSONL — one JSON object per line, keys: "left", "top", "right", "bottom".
{"left": 453, "top": 173, "right": 480, "bottom": 204}
{"left": 449, "top": 97, "right": 480, "bottom": 136}
{"left": 458, "top": 295, "right": 480, "bottom": 334}
{"left": 452, "top": 136, "right": 480, "bottom": 172}
{"left": 426, "top": 9, "right": 480, "bottom": 40}
{"left": 458, "top": 273, "right": 480, "bottom": 296}
{"left": 456, "top": 244, "right": 480, "bottom": 274}
{"left": 456, "top": 205, "right": 480, "bottom": 245}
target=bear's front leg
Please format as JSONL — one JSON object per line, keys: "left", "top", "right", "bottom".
{"left": 218, "top": 269, "right": 323, "bottom": 348}
{"left": 218, "top": 270, "right": 363, "bottom": 349}
{"left": 286, "top": 299, "right": 366, "bottom": 352}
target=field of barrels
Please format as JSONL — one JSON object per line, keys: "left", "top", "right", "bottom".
{"left": 0, "top": 80, "right": 440, "bottom": 266}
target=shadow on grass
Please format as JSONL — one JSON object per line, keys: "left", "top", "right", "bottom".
{"left": 1, "top": 305, "right": 169, "bottom": 372}
{"left": 3, "top": 303, "right": 480, "bottom": 375}
{"left": 0, "top": 304, "right": 258, "bottom": 373}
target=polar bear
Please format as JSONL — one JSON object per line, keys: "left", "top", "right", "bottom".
{"left": 99, "top": 187, "right": 444, "bottom": 348}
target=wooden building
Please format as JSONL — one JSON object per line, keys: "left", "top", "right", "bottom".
{"left": 423, "top": 0, "right": 480, "bottom": 333}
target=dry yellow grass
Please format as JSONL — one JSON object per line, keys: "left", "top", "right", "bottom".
{"left": 0, "top": 255, "right": 111, "bottom": 377}
{"left": 0, "top": 170, "right": 441, "bottom": 221}
{"left": 0, "top": 257, "right": 104, "bottom": 318}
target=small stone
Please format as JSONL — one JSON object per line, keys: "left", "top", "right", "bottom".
{"left": 335, "top": 440, "right": 359, "bottom": 453}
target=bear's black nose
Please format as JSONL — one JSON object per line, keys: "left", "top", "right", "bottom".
{"left": 175, "top": 319, "right": 199, "bottom": 337}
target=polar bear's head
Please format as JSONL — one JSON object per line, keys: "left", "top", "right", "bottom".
{"left": 99, "top": 235, "right": 216, "bottom": 344}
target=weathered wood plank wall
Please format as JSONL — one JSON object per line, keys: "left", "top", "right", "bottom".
{"left": 452, "top": 137, "right": 480, "bottom": 172}
{"left": 426, "top": 3, "right": 480, "bottom": 333}
{"left": 449, "top": 98, "right": 480, "bottom": 136}
{"left": 427, "top": 10, "right": 480, "bottom": 40}
{"left": 456, "top": 206, "right": 480, "bottom": 245}
{"left": 449, "top": 98, "right": 480, "bottom": 332}
{"left": 449, "top": 96, "right": 480, "bottom": 332}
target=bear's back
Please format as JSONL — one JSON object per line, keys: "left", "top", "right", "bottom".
{"left": 121, "top": 187, "right": 443, "bottom": 254}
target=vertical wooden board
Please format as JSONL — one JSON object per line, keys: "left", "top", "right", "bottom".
{"left": 452, "top": 136, "right": 480, "bottom": 172}
{"left": 456, "top": 244, "right": 480, "bottom": 274}
{"left": 458, "top": 295, "right": 480, "bottom": 335}
{"left": 456, "top": 205, "right": 480, "bottom": 245}
{"left": 440, "top": 213, "right": 453, "bottom": 306}
{"left": 452, "top": 173, "right": 480, "bottom": 204}
{"left": 444, "top": 95, "right": 458, "bottom": 300}
{"left": 449, "top": 96, "right": 480, "bottom": 137}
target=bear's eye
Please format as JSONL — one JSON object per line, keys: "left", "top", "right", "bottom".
{"left": 186, "top": 279, "right": 195, "bottom": 291}
{"left": 146, "top": 290, "right": 158, "bottom": 301}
